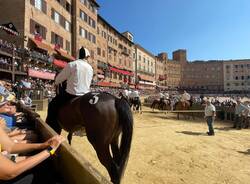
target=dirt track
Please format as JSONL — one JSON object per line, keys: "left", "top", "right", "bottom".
{"left": 40, "top": 109, "right": 250, "bottom": 184}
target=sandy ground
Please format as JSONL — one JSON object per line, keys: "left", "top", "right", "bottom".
{"left": 39, "top": 107, "right": 250, "bottom": 184}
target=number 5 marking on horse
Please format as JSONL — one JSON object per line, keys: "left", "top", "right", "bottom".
{"left": 89, "top": 94, "right": 99, "bottom": 105}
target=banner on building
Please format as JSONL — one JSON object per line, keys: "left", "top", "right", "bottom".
{"left": 0, "top": 23, "right": 19, "bottom": 36}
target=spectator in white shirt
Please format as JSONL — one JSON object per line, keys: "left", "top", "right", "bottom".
{"left": 204, "top": 99, "right": 216, "bottom": 136}
{"left": 46, "top": 47, "right": 93, "bottom": 133}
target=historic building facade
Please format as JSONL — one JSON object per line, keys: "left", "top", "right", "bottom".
{"left": 155, "top": 51, "right": 181, "bottom": 90}
{"left": 155, "top": 53, "right": 167, "bottom": 87}
{"left": 181, "top": 60, "right": 224, "bottom": 92}
{"left": 0, "top": 0, "right": 74, "bottom": 60}
{"left": 96, "top": 16, "right": 134, "bottom": 87}
{"left": 134, "top": 44, "right": 156, "bottom": 89}
{"left": 72, "top": 0, "right": 99, "bottom": 71}
{"left": 223, "top": 60, "right": 250, "bottom": 92}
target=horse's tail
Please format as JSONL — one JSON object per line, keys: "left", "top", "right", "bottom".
{"left": 115, "top": 96, "right": 133, "bottom": 180}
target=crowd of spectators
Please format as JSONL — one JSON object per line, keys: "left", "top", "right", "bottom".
{"left": 0, "top": 79, "right": 65, "bottom": 183}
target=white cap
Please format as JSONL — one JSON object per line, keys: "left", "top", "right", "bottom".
{"left": 84, "top": 48, "right": 90, "bottom": 58}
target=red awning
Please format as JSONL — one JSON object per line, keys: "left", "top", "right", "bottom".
{"left": 53, "top": 59, "right": 68, "bottom": 68}
{"left": 55, "top": 49, "right": 75, "bottom": 61}
{"left": 30, "top": 38, "right": 54, "bottom": 53}
{"left": 110, "top": 67, "right": 133, "bottom": 76}
{"left": 97, "top": 81, "right": 120, "bottom": 88}
{"left": 158, "top": 75, "right": 166, "bottom": 81}
{"left": 28, "top": 68, "right": 56, "bottom": 80}
{"left": 138, "top": 75, "right": 154, "bottom": 82}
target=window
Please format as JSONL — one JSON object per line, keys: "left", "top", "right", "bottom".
{"left": 66, "top": 2, "right": 71, "bottom": 13}
{"left": 241, "top": 76, "right": 244, "bottom": 80}
{"left": 79, "top": 27, "right": 87, "bottom": 39}
{"left": 30, "top": 19, "right": 47, "bottom": 39}
{"left": 119, "top": 74, "right": 122, "bottom": 80}
{"left": 54, "top": 11, "right": 60, "bottom": 24}
{"left": 51, "top": 32, "right": 63, "bottom": 48}
{"left": 90, "top": 50, "right": 94, "bottom": 59}
{"left": 97, "top": 48, "right": 101, "bottom": 56}
{"left": 65, "top": 21, "right": 70, "bottom": 31}
{"left": 35, "top": 0, "right": 42, "bottom": 10}
{"left": 235, "top": 76, "right": 238, "bottom": 80}
{"left": 66, "top": 40, "right": 70, "bottom": 52}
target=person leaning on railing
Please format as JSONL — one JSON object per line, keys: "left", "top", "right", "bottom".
{"left": 0, "top": 124, "right": 65, "bottom": 183}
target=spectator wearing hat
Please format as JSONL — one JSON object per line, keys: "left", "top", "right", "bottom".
{"left": 204, "top": 99, "right": 216, "bottom": 136}
{"left": 233, "top": 98, "right": 249, "bottom": 129}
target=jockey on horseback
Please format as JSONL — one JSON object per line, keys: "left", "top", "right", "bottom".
{"left": 46, "top": 47, "right": 93, "bottom": 131}
{"left": 180, "top": 90, "right": 193, "bottom": 107}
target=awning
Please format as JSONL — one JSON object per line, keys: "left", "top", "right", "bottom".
{"left": 139, "top": 81, "right": 156, "bottom": 86}
{"left": 97, "top": 81, "right": 120, "bottom": 88}
{"left": 53, "top": 59, "right": 68, "bottom": 68}
{"left": 97, "top": 74, "right": 105, "bottom": 79}
{"left": 55, "top": 49, "right": 75, "bottom": 61}
{"left": 30, "top": 38, "right": 54, "bottom": 53}
{"left": 138, "top": 75, "right": 155, "bottom": 82}
{"left": 28, "top": 68, "right": 56, "bottom": 80}
{"left": 110, "top": 67, "right": 133, "bottom": 76}
{"left": 158, "top": 75, "right": 166, "bottom": 81}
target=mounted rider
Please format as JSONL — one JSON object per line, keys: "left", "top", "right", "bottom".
{"left": 180, "top": 90, "right": 193, "bottom": 106}
{"left": 46, "top": 47, "right": 93, "bottom": 132}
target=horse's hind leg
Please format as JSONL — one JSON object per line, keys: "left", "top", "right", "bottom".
{"left": 67, "top": 133, "right": 73, "bottom": 145}
{"left": 95, "top": 144, "right": 120, "bottom": 184}
{"left": 111, "top": 138, "right": 121, "bottom": 164}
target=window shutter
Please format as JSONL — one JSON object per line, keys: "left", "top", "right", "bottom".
{"left": 51, "top": 9, "right": 55, "bottom": 20}
{"left": 41, "top": 26, "right": 47, "bottom": 40}
{"left": 30, "top": 19, "right": 35, "bottom": 34}
{"left": 30, "top": 0, "right": 35, "bottom": 6}
{"left": 51, "top": 32, "right": 55, "bottom": 44}
{"left": 60, "top": 36, "right": 64, "bottom": 48}
{"left": 42, "top": 0, "right": 47, "bottom": 14}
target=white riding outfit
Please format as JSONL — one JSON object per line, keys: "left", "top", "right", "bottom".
{"left": 181, "top": 92, "right": 191, "bottom": 102}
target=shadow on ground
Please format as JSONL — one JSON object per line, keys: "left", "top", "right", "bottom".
{"left": 214, "top": 127, "right": 235, "bottom": 131}
{"left": 176, "top": 131, "right": 207, "bottom": 136}
{"left": 237, "top": 149, "right": 250, "bottom": 155}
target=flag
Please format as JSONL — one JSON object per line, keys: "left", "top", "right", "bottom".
{"left": 0, "top": 22, "right": 19, "bottom": 36}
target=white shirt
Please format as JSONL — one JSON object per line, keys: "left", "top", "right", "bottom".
{"left": 181, "top": 92, "right": 191, "bottom": 101}
{"left": 123, "top": 89, "right": 129, "bottom": 97}
{"left": 131, "top": 90, "right": 139, "bottom": 98}
{"left": 55, "top": 59, "right": 93, "bottom": 96}
{"left": 159, "top": 93, "right": 164, "bottom": 98}
{"left": 205, "top": 104, "right": 216, "bottom": 117}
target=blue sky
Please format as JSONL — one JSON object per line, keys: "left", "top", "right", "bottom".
{"left": 98, "top": 0, "right": 250, "bottom": 61}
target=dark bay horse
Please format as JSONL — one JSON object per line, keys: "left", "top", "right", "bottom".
{"left": 175, "top": 100, "right": 194, "bottom": 119}
{"left": 151, "top": 99, "right": 171, "bottom": 111}
{"left": 47, "top": 90, "right": 133, "bottom": 184}
{"left": 129, "top": 97, "right": 142, "bottom": 113}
